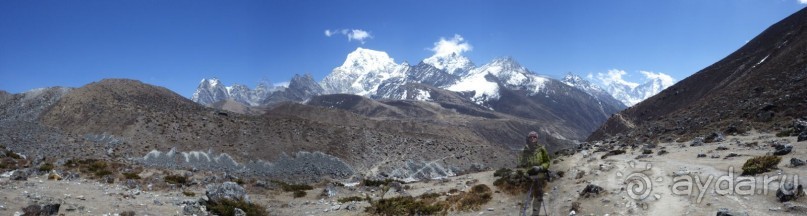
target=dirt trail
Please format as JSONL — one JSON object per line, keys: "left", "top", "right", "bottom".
{"left": 1, "top": 132, "right": 805, "bottom": 215}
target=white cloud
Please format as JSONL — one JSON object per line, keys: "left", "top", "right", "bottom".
{"left": 323, "top": 28, "right": 373, "bottom": 44}
{"left": 595, "top": 69, "right": 639, "bottom": 89}
{"left": 639, "top": 71, "right": 675, "bottom": 87}
{"left": 429, "top": 34, "right": 473, "bottom": 57}
{"left": 800, "top": 0, "right": 807, "bottom": 5}
{"left": 347, "top": 29, "right": 372, "bottom": 44}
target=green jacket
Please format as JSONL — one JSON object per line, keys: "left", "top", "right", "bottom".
{"left": 521, "top": 144, "right": 550, "bottom": 170}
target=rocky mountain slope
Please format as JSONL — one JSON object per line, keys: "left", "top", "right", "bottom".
{"left": 588, "top": 7, "right": 807, "bottom": 143}
{"left": 3, "top": 79, "right": 540, "bottom": 183}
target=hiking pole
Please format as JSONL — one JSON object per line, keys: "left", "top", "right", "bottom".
{"left": 542, "top": 198, "right": 550, "bottom": 216}
{"left": 520, "top": 177, "right": 535, "bottom": 216}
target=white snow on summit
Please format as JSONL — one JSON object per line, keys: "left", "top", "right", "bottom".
{"left": 592, "top": 69, "right": 676, "bottom": 106}
{"left": 448, "top": 57, "right": 547, "bottom": 105}
{"left": 321, "top": 47, "right": 409, "bottom": 96}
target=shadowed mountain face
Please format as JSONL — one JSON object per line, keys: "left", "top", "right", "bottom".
{"left": 3, "top": 79, "right": 537, "bottom": 182}
{"left": 588, "top": 7, "right": 807, "bottom": 143}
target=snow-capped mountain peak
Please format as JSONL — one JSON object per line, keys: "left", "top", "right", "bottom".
{"left": 423, "top": 52, "right": 474, "bottom": 76}
{"left": 448, "top": 57, "right": 547, "bottom": 105}
{"left": 321, "top": 47, "right": 408, "bottom": 96}
{"left": 339, "top": 47, "right": 397, "bottom": 71}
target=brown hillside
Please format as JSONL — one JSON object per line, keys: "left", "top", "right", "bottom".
{"left": 589, "top": 7, "right": 807, "bottom": 143}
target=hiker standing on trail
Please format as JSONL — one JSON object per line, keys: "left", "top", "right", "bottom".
{"left": 522, "top": 131, "right": 550, "bottom": 216}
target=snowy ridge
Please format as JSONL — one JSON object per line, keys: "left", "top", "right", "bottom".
{"left": 423, "top": 52, "right": 474, "bottom": 76}
{"left": 191, "top": 78, "right": 279, "bottom": 106}
{"left": 321, "top": 47, "right": 409, "bottom": 96}
{"left": 448, "top": 57, "right": 547, "bottom": 105}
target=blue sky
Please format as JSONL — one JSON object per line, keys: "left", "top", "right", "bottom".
{"left": 1, "top": 0, "right": 804, "bottom": 97}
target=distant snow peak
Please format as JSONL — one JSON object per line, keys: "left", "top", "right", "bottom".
{"left": 592, "top": 69, "right": 676, "bottom": 106}
{"left": 423, "top": 52, "right": 474, "bottom": 76}
{"left": 448, "top": 57, "right": 547, "bottom": 106}
{"left": 191, "top": 78, "right": 280, "bottom": 106}
{"left": 322, "top": 47, "right": 408, "bottom": 96}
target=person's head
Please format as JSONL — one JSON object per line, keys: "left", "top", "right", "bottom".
{"left": 528, "top": 131, "right": 539, "bottom": 144}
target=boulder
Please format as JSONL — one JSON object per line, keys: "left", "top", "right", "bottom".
{"left": 10, "top": 170, "right": 27, "bottom": 181}
{"left": 705, "top": 132, "right": 725, "bottom": 143}
{"left": 42, "top": 204, "right": 60, "bottom": 215}
{"left": 690, "top": 137, "right": 705, "bottom": 146}
{"left": 791, "top": 158, "right": 806, "bottom": 167}
{"left": 774, "top": 144, "right": 793, "bottom": 156}
{"left": 234, "top": 208, "right": 247, "bottom": 216}
{"left": 799, "top": 131, "right": 807, "bottom": 142}
{"left": 182, "top": 201, "right": 207, "bottom": 216}
{"left": 206, "top": 181, "right": 250, "bottom": 203}
{"left": 579, "top": 184, "right": 603, "bottom": 198}
{"left": 776, "top": 182, "right": 804, "bottom": 202}
{"left": 21, "top": 204, "right": 60, "bottom": 216}
{"left": 716, "top": 208, "right": 748, "bottom": 216}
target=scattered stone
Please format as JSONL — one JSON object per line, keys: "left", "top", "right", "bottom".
{"left": 690, "top": 137, "right": 705, "bottom": 146}
{"left": 579, "top": 184, "right": 603, "bottom": 198}
{"left": 601, "top": 150, "right": 625, "bottom": 159}
{"left": 575, "top": 171, "right": 585, "bottom": 179}
{"left": 10, "top": 170, "right": 27, "bottom": 181}
{"left": 711, "top": 155, "right": 721, "bottom": 159}
{"left": 234, "top": 208, "right": 247, "bottom": 216}
{"left": 41, "top": 204, "right": 60, "bottom": 215}
{"left": 182, "top": 201, "right": 207, "bottom": 216}
{"left": 776, "top": 182, "right": 804, "bottom": 202}
{"left": 636, "top": 154, "right": 652, "bottom": 159}
{"left": 153, "top": 199, "right": 163, "bottom": 206}
{"left": 599, "top": 164, "right": 614, "bottom": 172}
{"left": 774, "top": 144, "right": 793, "bottom": 156}
{"left": 716, "top": 145, "right": 728, "bottom": 151}
{"left": 791, "top": 158, "right": 806, "bottom": 167}
{"left": 784, "top": 202, "right": 807, "bottom": 213}
{"left": 642, "top": 149, "right": 653, "bottom": 154}
{"left": 716, "top": 208, "right": 749, "bottom": 216}
{"left": 698, "top": 154, "right": 707, "bottom": 158}
{"left": 704, "top": 132, "right": 725, "bottom": 143}
{"left": 724, "top": 153, "right": 740, "bottom": 159}
{"left": 345, "top": 203, "right": 358, "bottom": 211}
{"left": 206, "top": 181, "right": 250, "bottom": 203}
{"left": 487, "top": 208, "right": 494, "bottom": 211}
{"left": 657, "top": 150, "right": 668, "bottom": 156}
{"left": 21, "top": 204, "right": 60, "bottom": 216}
{"left": 798, "top": 132, "right": 807, "bottom": 142}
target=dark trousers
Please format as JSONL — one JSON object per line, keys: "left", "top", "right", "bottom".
{"left": 530, "top": 174, "right": 546, "bottom": 216}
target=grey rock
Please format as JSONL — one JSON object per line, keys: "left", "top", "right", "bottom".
{"left": 153, "top": 199, "right": 163, "bottom": 206}
{"left": 716, "top": 145, "right": 728, "bottom": 151}
{"left": 345, "top": 203, "right": 358, "bottom": 211}
{"left": 799, "top": 131, "right": 807, "bottom": 142}
{"left": 791, "top": 158, "right": 806, "bottom": 167}
{"left": 234, "top": 208, "right": 247, "bottom": 216}
{"left": 206, "top": 181, "right": 250, "bottom": 203}
{"left": 698, "top": 154, "right": 707, "bottom": 158}
{"left": 777, "top": 182, "right": 803, "bottom": 202}
{"left": 182, "top": 202, "right": 207, "bottom": 216}
{"left": 691, "top": 137, "right": 705, "bottom": 146}
{"left": 41, "top": 204, "right": 60, "bottom": 216}
{"left": 705, "top": 132, "right": 725, "bottom": 143}
{"left": 716, "top": 208, "right": 748, "bottom": 216}
{"left": 774, "top": 144, "right": 793, "bottom": 156}
{"left": 784, "top": 202, "right": 807, "bottom": 213}
{"left": 579, "top": 184, "right": 603, "bottom": 198}
{"left": 10, "top": 170, "right": 27, "bottom": 181}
